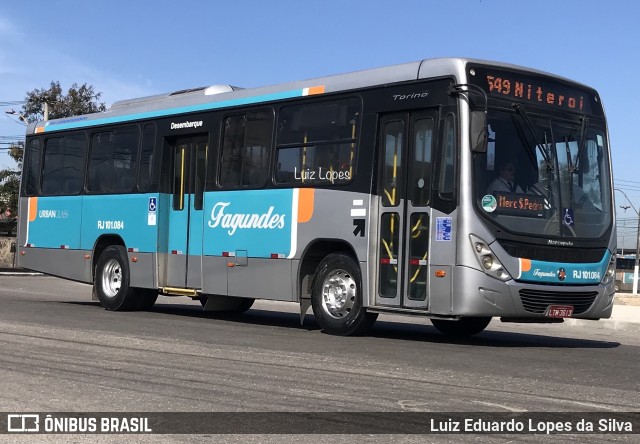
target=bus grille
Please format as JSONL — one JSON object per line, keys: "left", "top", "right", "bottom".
{"left": 499, "top": 242, "right": 606, "bottom": 263}
{"left": 518, "top": 289, "right": 598, "bottom": 314}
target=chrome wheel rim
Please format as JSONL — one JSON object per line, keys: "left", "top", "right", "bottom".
{"left": 321, "top": 269, "right": 356, "bottom": 319}
{"left": 101, "top": 259, "right": 122, "bottom": 298}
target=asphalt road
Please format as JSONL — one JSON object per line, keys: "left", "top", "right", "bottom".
{"left": 0, "top": 276, "right": 638, "bottom": 443}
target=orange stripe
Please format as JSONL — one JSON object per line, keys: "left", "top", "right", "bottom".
{"left": 297, "top": 188, "right": 315, "bottom": 223}
{"left": 28, "top": 197, "right": 38, "bottom": 222}
{"left": 520, "top": 258, "right": 531, "bottom": 273}
{"left": 307, "top": 85, "right": 325, "bottom": 95}
{"left": 35, "top": 127, "right": 45, "bottom": 134}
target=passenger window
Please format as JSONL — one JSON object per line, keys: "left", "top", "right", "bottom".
{"left": 275, "top": 97, "right": 360, "bottom": 185}
{"left": 41, "top": 133, "right": 86, "bottom": 195}
{"left": 275, "top": 143, "right": 354, "bottom": 185}
{"left": 138, "top": 123, "right": 156, "bottom": 192}
{"left": 219, "top": 110, "right": 273, "bottom": 188}
{"left": 24, "top": 138, "right": 41, "bottom": 196}
{"left": 87, "top": 126, "right": 140, "bottom": 194}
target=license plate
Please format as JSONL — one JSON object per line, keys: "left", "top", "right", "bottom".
{"left": 546, "top": 305, "right": 574, "bottom": 318}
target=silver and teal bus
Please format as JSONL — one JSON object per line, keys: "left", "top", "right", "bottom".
{"left": 17, "top": 57, "right": 616, "bottom": 337}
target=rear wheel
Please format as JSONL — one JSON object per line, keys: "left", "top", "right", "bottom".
{"left": 430, "top": 317, "right": 491, "bottom": 337}
{"left": 94, "top": 245, "right": 138, "bottom": 311}
{"left": 311, "top": 253, "right": 377, "bottom": 336}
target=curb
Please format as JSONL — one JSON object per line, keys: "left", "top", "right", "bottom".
{"left": 564, "top": 317, "right": 640, "bottom": 332}
{"left": 0, "top": 271, "right": 42, "bottom": 276}
{"left": 0, "top": 268, "right": 42, "bottom": 276}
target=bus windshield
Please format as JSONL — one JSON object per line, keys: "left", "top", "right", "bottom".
{"left": 474, "top": 108, "right": 612, "bottom": 239}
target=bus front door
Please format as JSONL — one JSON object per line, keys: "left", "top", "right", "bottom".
{"left": 377, "top": 112, "right": 437, "bottom": 309}
{"left": 165, "top": 135, "right": 208, "bottom": 289}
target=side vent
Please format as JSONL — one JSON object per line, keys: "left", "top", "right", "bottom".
{"left": 170, "top": 86, "right": 207, "bottom": 96}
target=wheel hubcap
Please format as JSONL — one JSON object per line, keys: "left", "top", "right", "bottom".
{"left": 101, "top": 259, "right": 122, "bottom": 298}
{"left": 321, "top": 269, "right": 356, "bottom": 318}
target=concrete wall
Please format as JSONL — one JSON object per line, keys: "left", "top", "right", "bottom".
{"left": 0, "top": 237, "right": 17, "bottom": 269}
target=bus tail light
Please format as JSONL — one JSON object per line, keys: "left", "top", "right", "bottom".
{"left": 469, "top": 235, "right": 511, "bottom": 281}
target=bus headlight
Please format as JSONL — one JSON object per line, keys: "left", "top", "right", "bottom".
{"left": 470, "top": 235, "right": 511, "bottom": 281}
{"left": 601, "top": 256, "right": 616, "bottom": 285}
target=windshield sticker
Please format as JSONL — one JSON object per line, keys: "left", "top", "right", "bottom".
{"left": 481, "top": 195, "right": 497, "bottom": 212}
{"left": 493, "top": 193, "right": 545, "bottom": 217}
{"left": 563, "top": 208, "right": 575, "bottom": 226}
{"left": 436, "top": 217, "right": 452, "bottom": 241}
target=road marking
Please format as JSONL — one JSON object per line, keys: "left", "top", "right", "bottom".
{"left": 557, "top": 400, "right": 618, "bottom": 411}
{"left": 397, "top": 400, "right": 432, "bottom": 411}
{"left": 471, "top": 401, "right": 527, "bottom": 412}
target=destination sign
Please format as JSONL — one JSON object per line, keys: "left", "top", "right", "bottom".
{"left": 468, "top": 65, "right": 602, "bottom": 117}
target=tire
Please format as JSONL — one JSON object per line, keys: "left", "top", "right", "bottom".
{"left": 136, "top": 289, "right": 158, "bottom": 310}
{"left": 430, "top": 317, "right": 491, "bottom": 337}
{"left": 311, "top": 253, "right": 377, "bottom": 336}
{"left": 94, "top": 245, "right": 138, "bottom": 311}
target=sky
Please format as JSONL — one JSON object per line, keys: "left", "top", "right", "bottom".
{"left": 1, "top": 0, "right": 639, "bottom": 247}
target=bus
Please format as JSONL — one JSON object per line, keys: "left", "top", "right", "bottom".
{"left": 615, "top": 256, "right": 635, "bottom": 292}
{"left": 17, "top": 57, "right": 616, "bottom": 337}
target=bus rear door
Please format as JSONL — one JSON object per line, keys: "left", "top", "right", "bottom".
{"left": 164, "top": 135, "right": 208, "bottom": 289}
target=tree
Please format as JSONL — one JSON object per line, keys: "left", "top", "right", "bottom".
{"left": 22, "top": 81, "right": 106, "bottom": 123}
{"left": 0, "top": 82, "right": 106, "bottom": 219}
{"left": 0, "top": 142, "right": 22, "bottom": 219}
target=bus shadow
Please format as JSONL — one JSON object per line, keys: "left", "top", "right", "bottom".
{"left": 69, "top": 301, "right": 621, "bottom": 349}
{"left": 150, "top": 304, "right": 623, "bottom": 349}
{"left": 370, "top": 321, "right": 621, "bottom": 349}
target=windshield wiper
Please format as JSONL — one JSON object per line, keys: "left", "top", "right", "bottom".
{"left": 572, "top": 116, "right": 589, "bottom": 174}
{"left": 512, "top": 103, "right": 554, "bottom": 171}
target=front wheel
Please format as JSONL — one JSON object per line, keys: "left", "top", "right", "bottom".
{"left": 94, "top": 245, "right": 138, "bottom": 311}
{"left": 311, "top": 253, "right": 377, "bottom": 336}
{"left": 430, "top": 317, "right": 491, "bottom": 337}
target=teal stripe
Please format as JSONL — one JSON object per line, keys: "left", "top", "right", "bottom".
{"left": 42, "top": 88, "right": 308, "bottom": 132}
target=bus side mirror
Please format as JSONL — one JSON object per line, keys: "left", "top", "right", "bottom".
{"left": 470, "top": 110, "right": 488, "bottom": 153}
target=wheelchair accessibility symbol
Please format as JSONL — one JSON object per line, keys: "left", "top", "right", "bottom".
{"left": 563, "top": 208, "right": 574, "bottom": 227}
{"left": 148, "top": 197, "right": 157, "bottom": 226}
